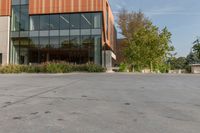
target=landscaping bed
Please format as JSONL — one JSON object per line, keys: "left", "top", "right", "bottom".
{"left": 0, "top": 62, "right": 106, "bottom": 73}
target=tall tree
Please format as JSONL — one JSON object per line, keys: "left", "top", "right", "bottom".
{"left": 192, "top": 37, "right": 200, "bottom": 59}
{"left": 118, "top": 10, "right": 174, "bottom": 72}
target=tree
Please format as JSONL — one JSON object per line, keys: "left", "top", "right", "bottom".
{"left": 118, "top": 10, "right": 174, "bottom": 72}
{"left": 186, "top": 52, "right": 200, "bottom": 64}
{"left": 168, "top": 57, "right": 187, "bottom": 70}
{"left": 192, "top": 37, "right": 200, "bottom": 59}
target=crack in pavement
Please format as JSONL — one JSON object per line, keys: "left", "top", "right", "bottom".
{"left": 0, "top": 80, "right": 80, "bottom": 109}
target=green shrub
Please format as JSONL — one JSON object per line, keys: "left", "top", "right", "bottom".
{"left": 84, "top": 63, "right": 106, "bottom": 72}
{"left": 0, "top": 62, "right": 105, "bottom": 73}
{"left": 119, "top": 63, "right": 128, "bottom": 72}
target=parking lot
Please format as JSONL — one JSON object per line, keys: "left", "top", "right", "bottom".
{"left": 0, "top": 73, "right": 200, "bottom": 133}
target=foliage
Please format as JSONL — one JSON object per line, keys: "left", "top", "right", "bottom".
{"left": 168, "top": 57, "right": 187, "bottom": 70}
{"left": 192, "top": 38, "right": 200, "bottom": 59}
{"left": 119, "top": 63, "right": 128, "bottom": 72}
{"left": 0, "top": 62, "right": 106, "bottom": 74}
{"left": 186, "top": 52, "right": 200, "bottom": 64}
{"left": 118, "top": 10, "right": 174, "bottom": 72}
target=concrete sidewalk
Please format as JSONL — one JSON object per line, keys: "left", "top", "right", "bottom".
{"left": 0, "top": 73, "right": 200, "bottom": 133}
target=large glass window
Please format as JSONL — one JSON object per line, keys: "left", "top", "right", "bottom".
{"left": 21, "top": 0, "right": 29, "bottom": 4}
{"left": 20, "top": 5, "right": 29, "bottom": 31}
{"left": 69, "top": 36, "right": 80, "bottom": 48}
{"left": 40, "top": 15, "right": 50, "bottom": 30}
{"left": 70, "top": 14, "right": 80, "bottom": 29}
{"left": 39, "top": 37, "right": 49, "bottom": 48}
{"left": 20, "top": 38, "right": 29, "bottom": 46}
{"left": 92, "top": 36, "right": 101, "bottom": 65}
{"left": 92, "top": 13, "right": 101, "bottom": 29}
{"left": 50, "top": 15, "right": 60, "bottom": 30}
{"left": 60, "top": 14, "right": 70, "bottom": 29}
{"left": 50, "top": 37, "right": 60, "bottom": 48}
{"left": 81, "top": 13, "right": 92, "bottom": 29}
{"left": 12, "top": 0, "right": 20, "bottom": 5}
{"left": 60, "top": 36, "right": 71, "bottom": 48}
{"left": 82, "top": 36, "right": 91, "bottom": 49}
{"left": 11, "top": 6, "right": 20, "bottom": 31}
{"left": 30, "top": 37, "right": 39, "bottom": 47}
{"left": 10, "top": 12, "right": 103, "bottom": 65}
{"left": 30, "top": 16, "right": 40, "bottom": 31}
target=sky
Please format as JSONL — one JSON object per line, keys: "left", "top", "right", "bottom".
{"left": 109, "top": 0, "right": 200, "bottom": 57}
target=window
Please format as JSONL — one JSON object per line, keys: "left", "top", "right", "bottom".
{"left": 11, "top": 6, "right": 20, "bottom": 31}
{"left": 70, "top": 14, "right": 80, "bottom": 29}
{"left": 69, "top": 36, "right": 80, "bottom": 48}
{"left": 50, "top": 37, "right": 59, "bottom": 48}
{"left": 92, "top": 36, "right": 101, "bottom": 65}
{"left": 12, "top": 0, "right": 20, "bottom": 5}
{"left": 60, "top": 14, "right": 70, "bottom": 29}
{"left": 81, "top": 13, "right": 92, "bottom": 29}
{"left": 12, "top": 0, "right": 28, "bottom": 5}
{"left": 39, "top": 37, "right": 49, "bottom": 48}
{"left": 60, "top": 36, "right": 70, "bottom": 48}
{"left": 20, "top": 5, "right": 29, "bottom": 31}
{"left": 50, "top": 15, "right": 60, "bottom": 30}
{"left": 20, "top": 38, "right": 29, "bottom": 46}
{"left": 21, "top": 0, "right": 29, "bottom": 4}
{"left": 30, "top": 16, "right": 40, "bottom": 31}
{"left": 12, "top": 38, "right": 20, "bottom": 46}
{"left": 92, "top": 13, "right": 101, "bottom": 29}
{"left": 30, "top": 37, "right": 39, "bottom": 47}
{"left": 82, "top": 36, "right": 91, "bottom": 49}
{"left": 40, "top": 15, "right": 50, "bottom": 30}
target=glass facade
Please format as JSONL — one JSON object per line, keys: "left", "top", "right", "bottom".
{"left": 10, "top": 3, "right": 102, "bottom": 65}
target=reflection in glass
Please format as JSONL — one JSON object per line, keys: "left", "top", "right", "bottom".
{"left": 30, "top": 16, "right": 40, "bottom": 31}
{"left": 69, "top": 36, "right": 80, "bottom": 48}
{"left": 20, "top": 38, "right": 29, "bottom": 46}
{"left": 30, "top": 37, "right": 39, "bottom": 47}
{"left": 60, "top": 14, "right": 70, "bottom": 29}
{"left": 20, "top": 5, "right": 29, "bottom": 31}
{"left": 50, "top": 15, "right": 60, "bottom": 30}
{"left": 82, "top": 36, "right": 91, "bottom": 49}
{"left": 39, "top": 37, "right": 49, "bottom": 48}
{"left": 60, "top": 36, "right": 70, "bottom": 48}
{"left": 50, "top": 37, "right": 60, "bottom": 48}
{"left": 11, "top": 6, "right": 20, "bottom": 31}
{"left": 92, "top": 36, "right": 101, "bottom": 65}
{"left": 92, "top": 13, "right": 101, "bottom": 29}
{"left": 81, "top": 13, "right": 92, "bottom": 29}
{"left": 10, "top": 12, "right": 103, "bottom": 65}
{"left": 40, "top": 15, "right": 50, "bottom": 30}
{"left": 70, "top": 14, "right": 80, "bottom": 29}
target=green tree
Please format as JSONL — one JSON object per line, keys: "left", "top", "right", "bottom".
{"left": 118, "top": 10, "right": 174, "bottom": 72}
{"left": 168, "top": 57, "right": 187, "bottom": 70}
{"left": 186, "top": 52, "right": 200, "bottom": 64}
{"left": 192, "top": 37, "right": 200, "bottom": 59}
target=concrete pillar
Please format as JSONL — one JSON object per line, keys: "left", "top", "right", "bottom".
{"left": 102, "top": 50, "right": 116, "bottom": 71}
{"left": 0, "top": 16, "right": 10, "bottom": 65}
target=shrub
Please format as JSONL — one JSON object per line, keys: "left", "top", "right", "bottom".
{"left": 0, "top": 62, "right": 106, "bottom": 73}
{"left": 84, "top": 63, "right": 106, "bottom": 72}
{"left": 119, "top": 63, "right": 128, "bottom": 72}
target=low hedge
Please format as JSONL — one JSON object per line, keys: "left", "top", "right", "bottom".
{"left": 0, "top": 62, "right": 106, "bottom": 73}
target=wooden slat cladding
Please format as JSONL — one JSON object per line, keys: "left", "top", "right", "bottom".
{"left": 29, "top": 0, "right": 103, "bottom": 14}
{"left": 0, "top": 0, "right": 11, "bottom": 16}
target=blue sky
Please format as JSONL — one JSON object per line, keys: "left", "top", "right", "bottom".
{"left": 109, "top": 0, "right": 200, "bottom": 57}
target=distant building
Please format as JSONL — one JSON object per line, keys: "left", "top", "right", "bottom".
{"left": 191, "top": 64, "right": 200, "bottom": 74}
{"left": 0, "top": 0, "right": 117, "bottom": 68}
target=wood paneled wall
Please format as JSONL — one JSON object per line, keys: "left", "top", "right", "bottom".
{"left": 29, "top": 0, "right": 103, "bottom": 14}
{"left": 0, "top": 0, "right": 11, "bottom": 16}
